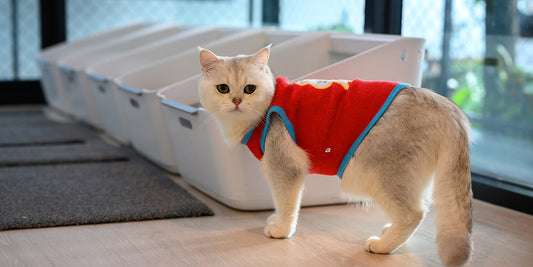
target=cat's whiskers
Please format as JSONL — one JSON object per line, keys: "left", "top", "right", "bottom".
{"left": 247, "top": 108, "right": 267, "bottom": 128}
{"left": 218, "top": 103, "right": 234, "bottom": 112}
{"left": 190, "top": 106, "right": 260, "bottom": 140}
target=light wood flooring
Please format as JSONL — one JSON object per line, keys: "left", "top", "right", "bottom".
{"left": 1, "top": 175, "right": 532, "bottom": 267}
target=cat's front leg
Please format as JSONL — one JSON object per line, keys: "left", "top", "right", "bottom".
{"left": 262, "top": 173, "right": 305, "bottom": 238}
{"left": 261, "top": 114, "right": 309, "bottom": 239}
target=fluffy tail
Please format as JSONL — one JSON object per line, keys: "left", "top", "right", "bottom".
{"left": 433, "top": 111, "right": 473, "bottom": 266}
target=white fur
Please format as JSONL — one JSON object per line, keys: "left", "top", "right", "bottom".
{"left": 198, "top": 47, "right": 473, "bottom": 267}
{"left": 198, "top": 47, "right": 274, "bottom": 146}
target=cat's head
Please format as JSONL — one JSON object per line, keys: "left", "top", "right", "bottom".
{"left": 198, "top": 46, "right": 275, "bottom": 145}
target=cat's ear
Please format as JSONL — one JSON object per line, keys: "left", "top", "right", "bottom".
{"left": 199, "top": 47, "right": 220, "bottom": 74}
{"left": 250, "top": 44, "right": 271, "bottom": 70}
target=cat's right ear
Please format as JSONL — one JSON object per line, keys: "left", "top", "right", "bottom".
{"left": 199, "top": 47, "right": 220, "bottom": 74}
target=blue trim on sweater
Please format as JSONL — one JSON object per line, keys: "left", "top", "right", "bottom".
{"left": 336, "top": 83, "right": 410, "bottom": 178}
{"left": 260, "top": 106, "right": 297, "bottom": 153}
{"left": 241, "top": 129, "right": 254, "bottom": 145}
{"left": 241, "top": 106, "right": 297, "bottom": 151}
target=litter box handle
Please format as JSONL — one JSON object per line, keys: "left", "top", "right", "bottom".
{"left": 161, "top": 99, "right": 198, "bottom": 115}
{"left": 59, "top": 65, "right": 76, "bottom": 83}
{"left": 161, "top": 99, "right": 198, "bottom": 130}
{"left": 88, "top": 73, "right": 109, "bottom": 93}
{"left": 118, "top": 84, "right": 143, "bottom": 96}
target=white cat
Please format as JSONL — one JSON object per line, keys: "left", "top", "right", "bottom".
{"left": 198, "top": 46, "right": 472, "bottom": 266}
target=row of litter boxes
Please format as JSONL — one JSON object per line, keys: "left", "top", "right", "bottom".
{"left": 37, "top": 22, "right": 425, "bottom": 210}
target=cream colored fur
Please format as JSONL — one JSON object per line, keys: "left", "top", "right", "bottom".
{"left": 198, "top": 47, "right": 473, "bottom": 267}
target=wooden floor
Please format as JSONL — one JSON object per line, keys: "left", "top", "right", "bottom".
{"left": 1, "top": 174, "right": 532, "bottom": 267}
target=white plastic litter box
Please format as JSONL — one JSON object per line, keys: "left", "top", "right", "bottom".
{"left": 114, "top": 29, "right": 304, "bottom": 174}
{"left": 36, "top": 22, "right": 150, "bottom": 115}
{"left": 85, "top": 27, "right": 240, "bottom": 143}
{"left": 158, "top": 32, "right": 425, "bottom": 210}
{"left": 57, "top": 23, "right": 189, "bottom": 128}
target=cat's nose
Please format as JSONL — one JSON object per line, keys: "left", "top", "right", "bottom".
{"left": 232, "top": 97, "right": 242, "bottom": 106}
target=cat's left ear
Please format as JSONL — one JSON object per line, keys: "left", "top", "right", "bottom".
{"left": 250, "top": 44, "right": 271, "bottom": 70}
{"left": 199, "top": 47, "right": 220, "bottom": 74}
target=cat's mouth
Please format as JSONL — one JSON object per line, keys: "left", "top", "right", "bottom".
{"left": 230, "top": 105, "right": 243, "bottom": 112}
{"left": 222, "top": 104, "right": 246, "bottom": 114}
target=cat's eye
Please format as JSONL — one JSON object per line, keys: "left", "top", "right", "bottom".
{"left": 216, "top": 84, "right": 230, "bottom": 94}
{"left": 243, "top": 84, "right": 256, "bottom": 94}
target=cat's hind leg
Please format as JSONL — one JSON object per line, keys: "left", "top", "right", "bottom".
{"left": 361, "top": 163, "right": 434, "bottom": 254}
{"left": 364, "top": 194, "right": 425, "bottom": 254}
{"left": 341, "top": 161, "right": 430, "bottom": 254}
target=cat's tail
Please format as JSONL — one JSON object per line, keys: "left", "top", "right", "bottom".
{"left": 433, "top": 108, "right": 473, "bottom": 267}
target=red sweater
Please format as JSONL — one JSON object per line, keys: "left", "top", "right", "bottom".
{"left": 242, "top": 76, "right": 409, "bottom": 178}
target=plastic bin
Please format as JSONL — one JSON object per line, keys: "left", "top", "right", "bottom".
{"left": 57, "top": 23, "right": 189, "bottom": 128}
{"left": 115, "top": 29, "right": 303, "bottom": 174}
{"left": 36, "top": 22, "right": 151, "bottom": 115}
{"left": 85, "top": 27, "right": 241, "bottom": 143}
{"left": 158, "top": 32, "right": 425, "bottom": 210}
{"left": 300, "top": 34, "right": 425, "bottom": 84}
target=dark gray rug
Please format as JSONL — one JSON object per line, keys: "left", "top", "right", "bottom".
{"left": 0, "top": 107, "right": 213, "bottom": 231}
{"left": 0, "top": 141, "right": 127, "bottom": 167}
{"left": 0, "top": 107, "right": 48, "bottom": 125}
{"left": 0, "top": 121, "right": 95, "bottom": 147}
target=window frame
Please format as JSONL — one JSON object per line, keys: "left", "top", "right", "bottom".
{"left": 1, "top": 0, "right": 64, "bottom": 105}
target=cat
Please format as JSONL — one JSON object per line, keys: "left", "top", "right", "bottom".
{"left": 198, "top": 46, "right": 472, "bottom": 267}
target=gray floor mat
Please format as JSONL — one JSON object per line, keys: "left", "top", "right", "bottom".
{"left": 0, "top": 107, "right": 56, "bottom": 125}
{"left": 0, "top": 140, "right": 127, "bottom": 167}
{"left": 0, "top": 156, "right": 213, "bottom": 231}
{"left": 0, "top": 106, "right": 214, "bottom": 231}
{"left": 0, "top": 122, "right": 97, "bottom": 146}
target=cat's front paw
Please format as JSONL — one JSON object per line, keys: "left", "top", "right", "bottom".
{"left": 264, "top": 223, "right": 294, "bottom": 239}
{"left": 264, "top": 214, "right": 295, "bottom": 239}
{"left": 365, "top": 236, "right": 394, "bottom": 254}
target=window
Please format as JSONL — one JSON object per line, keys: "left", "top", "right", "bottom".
{"left": 0, "top": 0, "right": 40, "bottom": 80}
{"left": 278, "top": 0, "right": 365, "bottom": 33}
{"left": 403, "top": 0, "right": 533, "bottom": 196}
{"left": 66, "top": 0, "right": 252, "bottom": 41}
